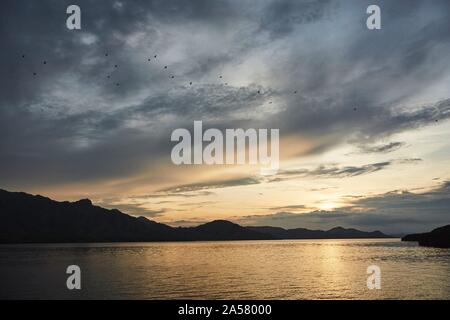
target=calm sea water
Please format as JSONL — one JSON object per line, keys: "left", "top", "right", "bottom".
{"left": 0, "top": 239, "right": 449, "bottom": 300}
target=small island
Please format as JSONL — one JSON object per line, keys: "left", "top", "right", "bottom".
{"left": 402, "top": 225, "right": 450, "bottom": 248}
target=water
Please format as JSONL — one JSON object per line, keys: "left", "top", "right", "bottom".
{"left": 1, "top": 239, "right": 449, "bottom": 300}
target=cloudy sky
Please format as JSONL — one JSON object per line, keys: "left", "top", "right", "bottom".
{"left": 1, "top": 0, "right": 450, "bottom": 234}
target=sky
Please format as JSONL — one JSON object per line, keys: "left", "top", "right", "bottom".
{"left": 1, "top": 0, "right": 450, "bottom": 234}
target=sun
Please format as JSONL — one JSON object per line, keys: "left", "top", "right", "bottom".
{"left": 319, "top": 203, "right": 337, "bottom": 211}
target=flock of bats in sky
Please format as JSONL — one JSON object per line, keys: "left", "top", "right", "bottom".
{"left": 17, "top": 51, "right": 443, "bottom": 122}
{"left": 18, "top": 51, "right": 304, "bottom": 108}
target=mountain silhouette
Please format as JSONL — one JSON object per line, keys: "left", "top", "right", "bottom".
{"left": 0, "top": 189, "right": 178, "bottom": 243}
{"left": 248, "top": 226, "right": 388, "bottom": 239}
{"left": 402, "top": 225, "right": 450, "bottom": 248}
{"left": 0, "top": 189, "right": 390, "bottom": 243}
{"left": 0, "top": 189, "right": 270, "bottom": 243}
{"left": 177, "top": 220, "right": 273, "bottom": 241}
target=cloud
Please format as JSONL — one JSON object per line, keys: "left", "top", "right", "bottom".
{"left": 269, "top": 158, "right": 424, "bottom": 183}
{"left": 236, "top": 181, "right": 450, "bottom": 234}
{"left": 160, "top": 177, "right": 261, "bottom": 193}
{"left": 1, "top": 0, "right": 450, "bottom": 202}
{"left": 153, "top": 158, "right": 421, "bottom": 194}
{"left": 268, "top": 204, "right": 309, "bottom": 212}
{"left": 97, "top": 202, "right": 165, "bottom": 218}
{"left": 259, "top": 0, "right": 334, "bottom": 38}
{"left": 356, "top": 142, "right": 406, "bottom": 154}
{"left": 126, "top": 191, "right": 216, "bottom": 199}
{"left": 308, "top": 186, "right": 337, "bottom": 192}
{"left": 396, "top": 158, "right": 422, "bottom": 164}
{"left": 272, "top": 161, "right": 392, "bottom": 181}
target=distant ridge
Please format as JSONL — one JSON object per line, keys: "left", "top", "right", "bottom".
{"left": 0, "top": 189, "right": 391, "bottom": 243}
{"left": 248, "top": 225, "right": 389, "bottom": 239}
